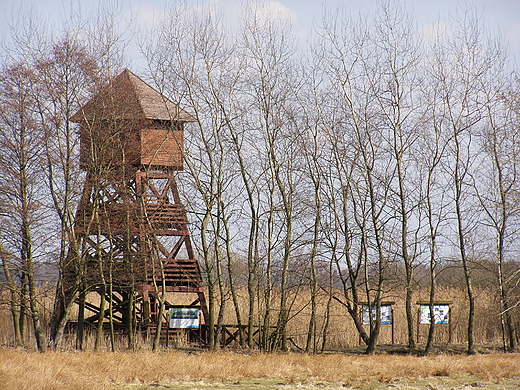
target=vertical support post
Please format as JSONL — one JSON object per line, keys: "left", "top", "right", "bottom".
{"left": 359, "top": 310, "right": 363, "bottom": 346}
{"left": 391, "top": 305, "right": 395, "bottom": 345}
{"left": 166, "top": 324, "right": 169, "bottom": 348}
{"left": 416, "top": 306, "right": 420, "bottom": 345}
{"left": 448, "top": 305, "right": 452, "bottom": 344}
{"left": 140, "top": 284, "right": 150, "bottom": 328}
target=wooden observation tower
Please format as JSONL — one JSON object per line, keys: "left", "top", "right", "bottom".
{"left": 59, "top": 69, "right": 207, "bottom": 341}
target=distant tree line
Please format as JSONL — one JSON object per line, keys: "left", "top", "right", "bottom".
{"left": 0, "top": 1, "right": 519, "bottom": 354}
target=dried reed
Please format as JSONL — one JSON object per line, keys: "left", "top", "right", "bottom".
{"left": 0, "top": 285, "right": 508, "bottom": 351}
{"left": 0, "top": 349, "right": 519, "bottom": 390}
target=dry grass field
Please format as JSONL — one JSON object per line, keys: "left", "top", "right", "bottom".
{"left": 1, "top": 286, "right": 519, "bottom": 389}
{"left": 1, "top": 349, "right": 519, "bottom": 390}
{"left": 0, "top": 285, "right": 510, "bottom": 351}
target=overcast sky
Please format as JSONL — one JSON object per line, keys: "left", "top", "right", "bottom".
{"left": 1, "top": 0, "right": 520, "bottom": 64}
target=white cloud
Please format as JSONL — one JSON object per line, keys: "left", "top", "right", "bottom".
{"left": 185, "top": 0, "right": 300, "bottom": 36}
{"left": 250, "top": 0, "right": 298, "bottom": 24}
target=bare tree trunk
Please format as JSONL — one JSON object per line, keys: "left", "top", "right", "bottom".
{"left": 26, "top": 250, "right": 46, "bottom": 352}
{"left": 201, "top": 210, "right": 217, "bottom": 350}
{"left": 364, "top": 162, "right": 388, "bottom": 355}
{"left": 221, "top": 81, "right": 260, "bottom": 349}
{"left": 0, "top": 244, "right": 22, "bottom": 346}
{"left": 425, "top": 165, "right": 439, "bottom": 355}
{"left": 454, "top": 130, "right": 476, "bottom": 355}
{"left": 95, "top": 284, "right": 106, "bottom": 351}
{"left": 20, "top": 122, "right": 46, "bottom": 352}
{"left": 108, "top": 269, "right": 115, "bottom": 352}
{"left": 262, "top": 196, "right": 275, "bottom": 351}
{"left": 295, "top": 84, "right": 324, "bottom": 353}
{"left": 95, "top": 216, "right": 106, "bottom": 352}
{"left": 272, "top": 157, "right": 294, "bottom": 352}
{"left": 422, "top": 109, "right": 447, "bottom": 354}
{"left": 76, "top": 287, "right": 86, "bottom": 350}
{"left": 320, "top": 258, "right": 334, "bottom": 353}
{"left": 222, "top": 208, "right": 244, "bottom": 346}
{"left": 214, "top": 208, "right": 226, "bottom": 351}
{"left": 127, "top": 286, "right": 136, "bottom": 351}
{"left": 19, "top": 274, "right": 28, "bottom": 345}
{"left": 153, "top": 297, "right": 164, "bottom": 351}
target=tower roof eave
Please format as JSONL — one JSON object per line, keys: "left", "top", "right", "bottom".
{"left": 71, "top": 69, "right": 197, "bottom": 123}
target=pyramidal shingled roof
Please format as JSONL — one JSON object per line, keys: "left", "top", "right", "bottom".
{"left": 71, "top": 69, "right": 196, "bottom": 123}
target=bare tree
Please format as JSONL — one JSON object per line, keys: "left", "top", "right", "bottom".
{"left": 429, "top": 8, "right": 499, "bottom": 354}
{"left": 293, "top": 59, "right": 326, "bottom": 353}
{"left": 417, "top": 65, "right": 451, "bottom": 354}
{"left": 239, "top": 4, "right": 303, "bottom": 351}
{"left": 142, "top": 4, "right": 245, "bottom": 350}
{"left": 0, "top": 62, "right": 47, "bottom": 352}
{"left": 33, "top": 36, "right": 100, "bottom": 350}
{"left": 317, "top": 6, "right": 397, "bottom": 354}
{"left": 367, "top": 1, "right": 427, "bottom": 351}
{"left": 0, "top": 241, "right": 22, "bottom": 346}
{"left": 474, "top": 56, "right": 519, "bottom": 351}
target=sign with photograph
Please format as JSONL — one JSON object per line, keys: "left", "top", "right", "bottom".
{"left": 169, "top": 307, "right": 200, "bottom": 329}
{"left": 362, "top": 304, "right": 392, "bottom": 325}
{"left": 419, "top": 304, "right": 449, "bottom": 324}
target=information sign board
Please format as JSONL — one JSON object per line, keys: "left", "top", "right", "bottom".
{"left": 169, "top": 307, "right": 200, "bottom": 329}
{"left": 419, "top": 304, "right": 449, "bottom": 324}
{"left": 362, "top": 304, "right": 392, "bottom": 325}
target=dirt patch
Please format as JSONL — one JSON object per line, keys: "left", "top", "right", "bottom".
{"left": 121, "top": 376, "right": 520, "bottom": 390}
